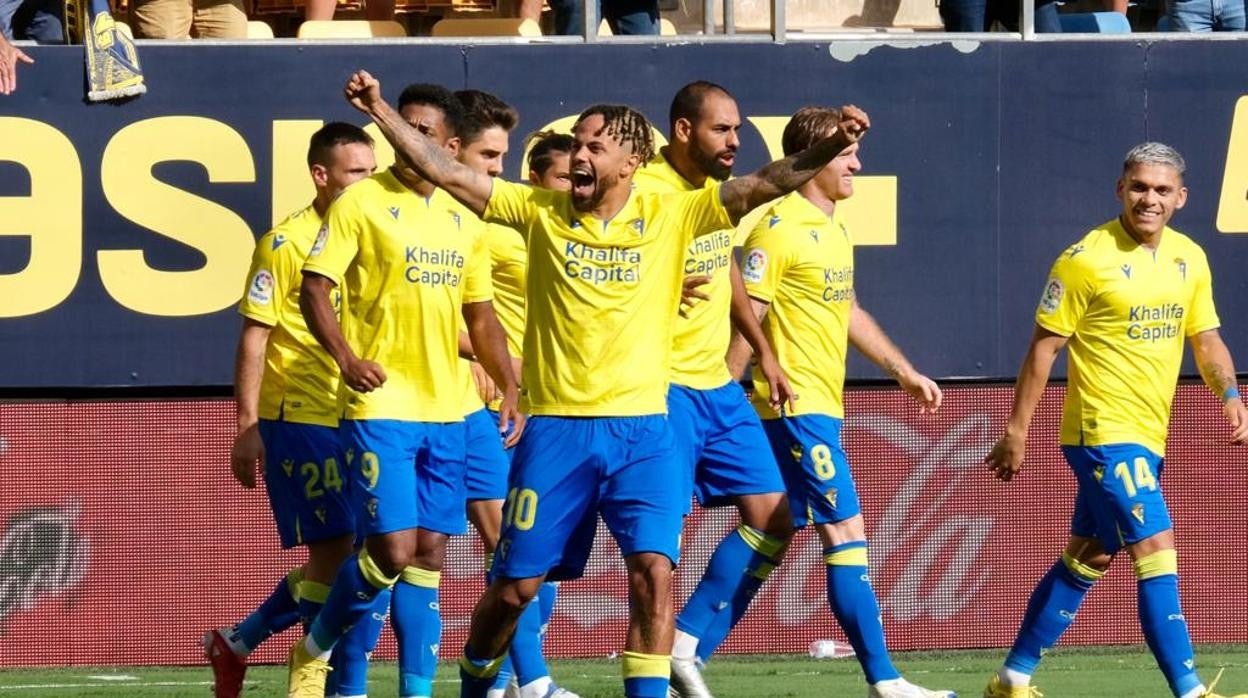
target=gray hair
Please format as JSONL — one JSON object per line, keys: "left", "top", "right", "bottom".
{"left": 1123, "top": 142, "right": 1186, "bottom": 175}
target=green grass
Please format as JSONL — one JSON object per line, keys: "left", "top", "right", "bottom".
{"left": 3, "top": 646, "right": 1248, "bottom": 697}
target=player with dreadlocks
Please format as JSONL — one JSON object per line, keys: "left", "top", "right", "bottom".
{"left": 332, "top": 69, "right": 869, "bottom": 698}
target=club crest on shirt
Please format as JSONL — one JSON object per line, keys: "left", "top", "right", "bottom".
{"left": 1174, "top": 258, "right": 1187, "bottom": 281}
{"left": 743, "top": 249, "right": 767, "bottom": 284}
{"left": 310, "top": 223, "right": 329, "bottom": 257}
{"left": 1037, "top": 278, "right": 1063, "bottom": 314}
{"left": 248, "top": 269, "right": 275, "bottom": 305}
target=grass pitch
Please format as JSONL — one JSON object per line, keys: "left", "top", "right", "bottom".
{"left": 2, "top": 645, "right": 1247, "bottom": 697}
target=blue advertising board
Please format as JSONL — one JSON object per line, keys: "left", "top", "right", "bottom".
{"left": 1, "top": 40, "right": 1246, "bottom": 387}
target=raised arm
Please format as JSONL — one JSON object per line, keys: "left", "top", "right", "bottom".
{"left": 345, "top": 70, "right": 493, "bottom": 216}
{"left": 718, "top": 105, "right": 870, "bottom": 224}
{"left": 230, "top": 319, "right": 272, "bottom": 488}
{"left": 984, "top": 324, "right": 1068, "bottom": 481}
{"left": 300, "top": 272, "right": 386, "bottom": 393}
{"left": 1189, "top": 328, "right": 1248, "bottom": 444}
{"left": 848, "top": 300, "right": 941, "bottom": 412}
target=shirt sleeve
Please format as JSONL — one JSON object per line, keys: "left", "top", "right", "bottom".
{"left": 1185, "top": 249, "right": 1221, "bottom": 336}
{"left": 1034, "top": 246, "right": 1095, "bottom": 337}
{"left": 237, "top": 233, "right": 281, "bottom": 327}
{"left": 670, "top": 183, "right": 734, "bottom": 241}
{"left": 739, "top": 208, "right": 793, "bottom": 304}
{"left": 482, "top": 180, "right": 539, "bottom": 235}
{"left": 462, "top": 226, "right": 494, "bottom": 305}
{"left": 302, "top": 192, "right": 361, "bottom": 286}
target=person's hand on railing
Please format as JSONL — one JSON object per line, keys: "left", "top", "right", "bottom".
{"left": 0, "top": 34, "right": 33, "bottom": 96}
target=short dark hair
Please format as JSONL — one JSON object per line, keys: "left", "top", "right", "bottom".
{"left": 397, "top": 83, "right": 466, "bottom": 137}
{"left": 455, "top": 89, "right": 520, "bottom": 145}
{"left": 575, "top": 104, "right": 655, "bottom": 163}
{"left": 526, "top": 130, "right": 575, "bottom": 176}
{"left": 307, "top": 121, "right": 373, "bottom": 167}
{"left": 781, "top": 106, "right": 843, "bottom": 157}
{"left": 668, "top": 80, "right": 732, "bottom": 132}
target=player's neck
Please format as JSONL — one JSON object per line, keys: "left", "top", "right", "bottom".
{"left": 664, "top": 145, "right": 708, "bottom": 189}
{"left": 390, "top": 165, "right": 436, "bottom": 198}
{"left": 799, "top": 182, "right": 838, "bottom": 218}
{"left": 312, "top": 193, "right": 332, "bottom": 217}
{"left": 585, "top": 181, "right": 634, "bottom": 221}
{"left": 1119, "top": 215, "right": 1163, "bottom": 249}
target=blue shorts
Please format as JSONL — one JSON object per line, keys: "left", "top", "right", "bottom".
{"left": 258, "top": 420, "right": 355, "bottom": 549}
{"left": 341, "top": 419, "right": 468, "bottom": 538}
{"left": 667, "top": 381, "right": 785, "bottom": 510}
{"left": 761, "top": 415, "right": 862, "bottom": 528}
{"left": 493, "top": 415, "right": 685, "bottom": 582}
{"left": 1064, "top": 444, "right": 1172, "bottom": 554}
{"left": 464, "top": 408, "right": 510, "bottom": 502}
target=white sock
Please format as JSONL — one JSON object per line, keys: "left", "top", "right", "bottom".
{"left": 872, "top": 678, "right": 905, "bottom": 689}
{"left": 302, "top": 635, "right": 332, "bottom": 661}
{"left": 221, "top": 628, "right": 250, "bottom": 658}
{"left": 999, "top": 667, "right": 1031, "bottom": 687}
{"left": 672, "top": 630, "right": 700, "bottom": 661}
{"left": 1180, "top": 687, "right": 1205, "bottom": 698}
{"left": 519, "top": 676, "right": 553, "bottom": 698}
{"left": 485, "top": 690, "right": 506, "bottom": 698}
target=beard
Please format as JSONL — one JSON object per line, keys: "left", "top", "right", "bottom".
{"left": 691, "top": 145, "right": 734, "bottom": 181}
{"left": 572, "top": 171, "right": 620, "bottom": 212}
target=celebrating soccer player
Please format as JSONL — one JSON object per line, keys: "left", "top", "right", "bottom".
{"left": 982, "top": 143, "right": 1248, "bottom": 698}
{"left": 525, "top": 130, "right": 574, "bottom": 191}
{"left": 631, "top": 80, "right": 795, "bottom": 698}
{"left": 285, "top": 83, "right": 523, "bottom": 698}
{"left": 735, "top": 106, "right": 952, "bottom": 698}
{"left": 343, "top": 69, "right": 867, "bottom": 698}
{"left": 205, "top": 122, "right": 376, "bottom": 698}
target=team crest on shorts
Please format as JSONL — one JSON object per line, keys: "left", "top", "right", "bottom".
{"left": 248, "top": 269, "right": 275, "bottom": 305}
{"left": 789, "top": 443, "right": 803, "bottom": 462}
{"left": 824, "top": 487, "right": 839, "bottom": 508}
{"left": 743, "top": 249, "right": 767, "bottom": 284}
{"left": 366, "top": 497, "right": 380, "bottom": 520}
{"left": 1037, "top": 278, "right": 1063, "bottom": 314}
{"left": 1131, "top": 503, "right": 1145, "bottom": 524}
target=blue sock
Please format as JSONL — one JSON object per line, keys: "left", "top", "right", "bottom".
{"left": 307, "top": 551, "right": 397, "bottom": 656}
{"left": 393, "top": 567, "right": 441, "bottom": 698}
{"left": 1136, "top": 550, "right": 1201, "bottom": 698}
{"left": 677, "top": 525, "right": 783, "bottom": 662}
{"left": 233, "top": 568, "right": 302, "bottom": 652}
{"left": 538, "top": 581, "right": 558, "bottom": 632}
{"left": 1005, "top": 553, "right": 1102, "bottom": 675}
{"left": 622, "top": 651, "right": 669, "bottom": 698}
{"left": 824, "top": 542, "right": 898, "bottom": 684}
{"left": 460, "top": 646, "right": 507, "bottom": 698}
{"left": 296, "top": 579, "right": 330, "bottom": 633}
{"left": 508, "top": 594, "right": 550, "bottom": 685}
{"left": 330, "top": 587, "right": 391, "bottom": 698}
{"left": 491, "top": 655, "right": 516, "bottom": 693}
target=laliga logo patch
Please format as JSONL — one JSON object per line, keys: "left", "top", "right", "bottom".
{"left": 248, "top": 269, "right": 275, "bottom": 305}
{"left": 1037, "top": 278, "right": 1063, "bottom": 314}
{"left": 743, "top": 248, "right": 767, "bottom": 284}
{"left": 310, "top": 223, "right": 329, "bottom": 257}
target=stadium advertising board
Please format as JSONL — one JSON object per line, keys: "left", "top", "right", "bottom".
{"left": 2, "top": 41, "right": 1248, "bottom": 387}
{"left": 0, "top": 384, "right": 1242, "bottom": 666}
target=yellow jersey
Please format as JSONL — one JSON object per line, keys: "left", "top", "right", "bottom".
{"left": 1036, "top": 218, "right": 1219, "bottom": 455}
{"left": 483, "top": 179, "right": 732, "bottom": 416}
{"left": 237, "top": 204, "right": 341, "bottom": 428}
{"left": 742, "top": 193, "right": 855, "bottom": 420}
{"left": 633, "top": 151, "right": 740, "bottom": 390}
{"left": 303, "top": 170, "right": 493, "bottom": 422}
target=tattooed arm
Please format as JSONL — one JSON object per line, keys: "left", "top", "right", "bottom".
{"left": 344, "top": 70, "right": 493, "bottom": 216}
{"left": 718, "top": 105, "right": 869, "bottom": 225}
{"left": 1190, "top": 328, "right": 1248, "bottom": 444}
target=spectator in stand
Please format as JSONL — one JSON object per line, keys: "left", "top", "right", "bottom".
{"left": 516, "top": 0, "right": 659, "bottom": 35}
{"left": 939, "top": 0, "right": 1061, "bottom": 32}
{"left": 1165, "top": 0, "right": 1244, "bottom": 31}
{"left": 0, "top": 31, "right": 32, "bottom": 95}
{"left": 1, "top": 0, "right": 62, "bottom": 44}
{"left": 130, "top": 0, "right": 245, "bottom": 38}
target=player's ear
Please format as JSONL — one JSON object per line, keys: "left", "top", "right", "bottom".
{"left": 674, "top": 117, "right": 693, "bottom": 144}
{"left": 310, "top": 163, "right": 329, "bottom": 188}
{"left": 1175, "top": 184, "right": 1188, "bottom": 210}
{"left": 1114, "top": 176, "right": 1125, "bottom": 202}
{"left": 445, "top": 136, "right": 461, "bottom": 157}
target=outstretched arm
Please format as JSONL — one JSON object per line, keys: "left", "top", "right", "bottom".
{"left": 718, "top": 105, "right": 870, "bottom": 224}
{"left": 984, "top": 324, "right": 1067, "bottom": 481}
{"left": 345, "top": 70, "right": 493, "bottom": 216}
{"left": 1190, "top": 328, "right": 1248, "bottom": 444}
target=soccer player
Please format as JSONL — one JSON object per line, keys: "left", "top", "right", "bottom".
{"left": 452, "top": 90, "right": 580, "bottom": 698}
{"left": 203, "top": 122, "right": 375, "bottom": 698}
{"left": 343, "top": 68, "right": 867, "bottom": 698}
{"left": 982, "top": 143, "right": 1248, "bottom": 698}
{"left": 286, "top": 83, "right": 524, "bottom": 698}
{"left": 631, "top": 80, "right": 795, "bottom": 698}
{"left": 735, "top": 106, "right": 952, "bottom": 698}
{"left": 525, "top": 130, "right": 573, "bottom": 190}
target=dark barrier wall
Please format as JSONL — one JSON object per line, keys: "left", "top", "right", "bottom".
{"left": 0, "top": 384, "right": 1244, "bottom": 666}
{"left": 3, "top": 41, "right": 1248, "bottom": 387}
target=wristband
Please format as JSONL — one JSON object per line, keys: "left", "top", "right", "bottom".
{"left": 1223, "top": 386, "right": 1240, "bottom": 403}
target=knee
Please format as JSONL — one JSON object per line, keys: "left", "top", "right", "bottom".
{"left": 626, "top": 553, "right": 673, "bottom": 602}
{"left": 365, "top": 537, "right": 416, "bottom": 578}
{"left": 1064, "top": 537, "right": 1112, "bottom": 572}
{"left": 409, "top": 531, "right": 448, "bottom": 572}
{"left": 492, "top": 577, "right": 542, "bottom": 613}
